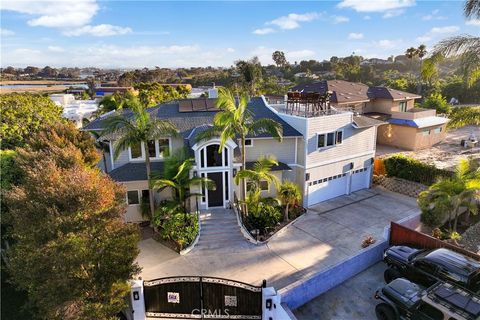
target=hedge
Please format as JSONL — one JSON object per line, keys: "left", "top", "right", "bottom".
{"left": 383, "top": 155, "right": 452, "bottom": 186}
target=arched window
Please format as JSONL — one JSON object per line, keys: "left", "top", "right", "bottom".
{"left": 199, "top": 144, "right": 228, "bottom": 168}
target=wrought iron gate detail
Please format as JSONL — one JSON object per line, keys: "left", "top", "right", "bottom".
{"left": 143, "top": 276, "right": 263, "bottom": 319}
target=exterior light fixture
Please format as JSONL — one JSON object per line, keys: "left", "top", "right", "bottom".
{"left": 233, "top": 168, "right": 237, "bottom": 176}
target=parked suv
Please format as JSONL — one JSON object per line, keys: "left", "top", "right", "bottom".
{"left": 374, "top": 278, "right": 480, "bottom": 320}
{"left": 383, "top": 246, "right": 480, "bottom": 293}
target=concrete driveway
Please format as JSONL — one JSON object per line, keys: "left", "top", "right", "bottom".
{"left": 136, "top": 188, "right": 419, "bottom": 290}
{"left": 294, "top": 262, "right": 387, "bottom": 320}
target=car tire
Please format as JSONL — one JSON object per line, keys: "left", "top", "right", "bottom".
{"left": 384, "top": 268, "right": 401, "bottom": 284}
{"left": 375, "top": 303, "right": 396, "bottom": 320}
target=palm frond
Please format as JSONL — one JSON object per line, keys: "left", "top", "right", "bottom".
{"left": 215, "top": 87, "right": 237, "bottom": 113}
{"left": 195, "top": 126, "right": 222, "bottom": 143}
{"left": 249, "top": 118, "right": 283, "bottom": 141}
{"left": 465, "top": 0, "right": 480, "bottom": 18}
{"left": 150, "top": 178, "right": 179, "bottom": 190}
{"left": 433, "top": 35, "right": 480, "bottom": 57}
{"left": 149, "top": 119, "right": 179, "bottom": 139}
{"left": 189, "top": 176, "right": 216, "bottom": 191}
{"left": 234, "top": 169, "right": 258, "bottom": 185}
{"left": 112, "top": 132, "right": 140, "bottom": 159}
{"left": 173, "top": 159, "right": 194, "bottom": 180}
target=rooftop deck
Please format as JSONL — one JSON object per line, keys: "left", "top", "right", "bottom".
{"left": 269, "top": 103, "right": 343, "bottom": 117}
{"left": 265, "top": 91, "right": 343, "bottom": 118}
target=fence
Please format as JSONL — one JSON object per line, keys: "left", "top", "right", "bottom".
{"left": 389, "top": 222, "right": 480, "bottom": 261}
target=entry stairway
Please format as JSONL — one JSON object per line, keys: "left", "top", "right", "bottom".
{"left": 191, "top": 208, "right": 258, "bottom": 254}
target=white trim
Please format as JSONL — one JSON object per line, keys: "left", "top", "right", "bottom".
{"left": 244, "top": 139, "right": 253, "bottom": 147}
{"left": 294, "top": 137, "right": 298, "bottom": 164}
{"left": 109, "top": 140, "right": 115, "bottom": 170}
{"left": 126, "top": 190, "right": 140, "bottom": 206}
{"left": 316, "top": 129, "right": 343, "bottom": 150}
{"left": 306, "top": 151, "right": 375, "bottom": 170}
{"left": 288, "top": 163, "right": 305, "bottom": 169}
{"left": 128, "top": 138, "right": 171, "bottom": 162}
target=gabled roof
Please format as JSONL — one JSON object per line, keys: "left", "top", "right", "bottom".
{"left": 83, "top": 97, "right": 302, "bottom": 138}
{"left": 291, "top": 80, "right": 421, "bottom": 104}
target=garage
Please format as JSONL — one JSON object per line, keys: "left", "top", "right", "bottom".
{"left": 307, "top": 175, "right": 348, "bottom": 207}
{"left": 351, "top": 167, "right": 371, "bottom": 193}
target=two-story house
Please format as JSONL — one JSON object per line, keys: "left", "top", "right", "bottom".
{"left": 292, "top": 80, "right": 449, "bottom": 150}
{"left": 84, "top": 95, "right": 382, "bottom": 222}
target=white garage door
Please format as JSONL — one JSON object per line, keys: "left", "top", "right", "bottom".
{"left": 307, "top": 175, "right": 348, "bottom": 207}
{"left": 351, "top": 167, "right": 371, "bottom": 193}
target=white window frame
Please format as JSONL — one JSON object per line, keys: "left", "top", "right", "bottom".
{"left": 244, "top": 139, "right": 253, "bottom": 147}
{"left": 399, "top": 101, "right": 407, "bottom": 112}
{"left": 433, "top": 127, "right": 442, "bottom": 134}
{"left": 126, "top": 190, "right": 140, "bottom": 206}
{"left": 128, "top": 138, "right": 171, "bottom": 161}
{"left": 317, "top": 129, "right": 344, "bottom": 150}
{"left": 199, "top": 143, "right": 229, "bottom": 169}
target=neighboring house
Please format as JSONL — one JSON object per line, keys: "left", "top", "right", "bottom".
{"left": 291, "top": 80, "right": 449, "bottom": 151}
{"left": 50, "top": 93, "right": 98, "bottom": 128}
{"left": 84, "top": 95, "right": 381, "bottom": 222}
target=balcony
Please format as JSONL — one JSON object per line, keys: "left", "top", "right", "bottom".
{"left": 266, "top": 91, "right": 342, "bottom": 118}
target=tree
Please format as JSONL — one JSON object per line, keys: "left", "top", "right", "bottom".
{"left": 151, "top": 149, "right": 214, "bottom": 213}
{"left": 405, "top": 47, "right": 418, "bottom": 60}
{"left": 417, "top": 44, "right": 427, "bottom": 60}
{"left": 421, "top": 53, "right": 444, "bottom": 90}
{"left": 102, "top": 101, "right": 178, "bottom": 219}
{"left": 98, "top": 90, "right": 138, "bottom": 115}
{"left": 196, "top": 88, "right": 283, "bottom": 203}
{"left": 448, "top": 106, "right": 480, "bottom": 128}
{"left": 272, "top": 51, "right": 288, "bottom": 68}
{"left": 234, "top": 156, "right": 280, "bottom": 194}
{"left": 433, "top": 0, "right": 480, "bottom": 89}
{"left": 5, "top": 128, "right": 140, "bottom": 320}
{"left": 278, "top": 180, "right": 301, "bottom": 222}
{"left": 235, "top": 57, "right": 263, "bottom": 95}
{"left": 418, "top": 159, "right": 479, "bottom": 234}
{"left": 0, "top": 93, "right": 63, "bottom": 149}
{"left": 422, "top": 92, "right": 451, "bottom": 114}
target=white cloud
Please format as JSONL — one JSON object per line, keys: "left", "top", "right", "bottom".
{"left": 267, "top": 12, "right": 319, "bottom": 30}
{"left": 0, "top": 28, "right": 15, "bottom": 36}
{"left": 337, "top": 0, "right": 415, "bottom": 12}
{"left": 64, "top": 24, "right": 133, "bottom": 37}
{"left": 430, "top": 25, "right": 460, "bottom": 34}
{"left": 383, "top": 9, "right": 405, "bottom": 18}
{"left": 363, "top": 15, "right": 372, "bottom": 20}
{"left": 47, "top": 45, "right": 64, "bottom": 52}
{"left": 466, "top": 19, "right": 480, "bottom": 26}
{"left": 2, "top": 0, "right": 99, "bottom": 28}
{"left": 422, "top": 9, "right": 446, "bottom": 21}
{"left": 286, "top": 49, "right": 315, "bottom": 60}
{"left": 348, "top": 32, "right": 364, "bottom": 39}
{"left": 333, "top": 15, "right": 350, "bottom": 24}
{"left": 253, "top": 28, "right": 276, "bottom": 35}
{"left": 375, "top": 39, "right": 402, "bottom": 49}
{"left": 226, "top": 48, "right": 235, "bottom": 53}
{"left": 416, "top": 35, "right": 432, "bottom": 42}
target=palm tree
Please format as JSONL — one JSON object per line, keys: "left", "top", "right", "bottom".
{"left": 234, "top": 156, "right": 280, "bottom": 194}
{"left": 405, "top": 47, "right": 418, "bottom": 72}
{"left": 421, "top": 53, "right": 444, "bottom": 89}
{"left": 447, "top": 106, "right": 480, "bottom": 128}
{"left": 416, "top": 44, "right": 427, "bottom": 60}
{"left": 196, "top": 88, "right": 283, "bottom": 202}
{"left": 90, "top": 131, "right": 110, "bottom": 173}
{"left": 278, "top": 180, "right": 301, "bottom": 222}
{"left": 151, "top": 149, "right": 215, "bottom": 214}
{"left": 102, "top": 99, "right": 178, "bottom": 219}
{"left": 433, "top": 0, "right": 480, "bottom": 87}
{"left": 418, "top": 159, "right": 480, "bottom": 234}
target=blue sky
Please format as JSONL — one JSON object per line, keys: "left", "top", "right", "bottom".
{"left": 1, "top": 0, "right": 479, "bottom": 68}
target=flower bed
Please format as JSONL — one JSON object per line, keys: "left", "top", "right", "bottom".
{"left": 153, "top": 211, "right": 199, "bottom": 253}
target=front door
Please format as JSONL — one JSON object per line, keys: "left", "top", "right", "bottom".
{"left": 208, "top": 172, "right": 224, "bottom": 207}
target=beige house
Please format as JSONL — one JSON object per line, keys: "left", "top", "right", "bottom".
{"left": 292, "top": 80, "right": 449, "bottom": 151}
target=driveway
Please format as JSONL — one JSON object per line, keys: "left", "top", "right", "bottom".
{"left": 293, "top": 262, "right": 387, "bottom": 320}
{"left": 136, "top": 188, "right": 419, "bottom": 290}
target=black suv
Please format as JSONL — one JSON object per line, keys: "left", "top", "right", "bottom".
{"left": 374, "top": 278, "right": 480, "bottom": 320}
{"left": 383, "top": 246, "right": 480, "bottom": 293}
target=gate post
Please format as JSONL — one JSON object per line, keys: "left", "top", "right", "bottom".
{"left": 130, "top": 280, "right": 146, "bottom": 320}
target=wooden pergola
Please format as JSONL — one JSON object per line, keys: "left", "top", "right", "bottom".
{"left": 286, "top": 91, "right": 333, "bottom": 117}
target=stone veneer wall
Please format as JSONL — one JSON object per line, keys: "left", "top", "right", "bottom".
{"left": 372, "top": 175, "right": 428, "bottom": 198}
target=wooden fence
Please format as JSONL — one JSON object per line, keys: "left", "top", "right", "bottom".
{"left": 390, "top": 222, "right": 480, "bottom": 261}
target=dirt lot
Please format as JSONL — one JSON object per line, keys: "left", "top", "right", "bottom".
{"left": 376, "top": 125, "right": 480, "bottom": 170}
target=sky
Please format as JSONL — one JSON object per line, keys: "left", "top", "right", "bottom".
{"left": 1, "top": 0, "right": 479, "bottom": 68}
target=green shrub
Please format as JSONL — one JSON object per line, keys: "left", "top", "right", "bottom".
{"left": 158, "top": 213, "right": 198, "bottom": 250}
{"left": 247, "top": 203, "right": 281, "bottom": 235}
{"left": 383, "top": 155, "right": 452, "bottom": 186}
{"left": 418, "top": 189, "right": 450, "bottom": 227}
{"left": 422, "top": 92, "right": 451, "bottom": 114}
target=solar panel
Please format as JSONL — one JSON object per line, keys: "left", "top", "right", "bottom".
{"left": 178, "top": 98, "right": 219, "bottom": 112}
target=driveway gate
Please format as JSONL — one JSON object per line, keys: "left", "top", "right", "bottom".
{"left": 143, "top": 276, "right": 263, "bottom": 319}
